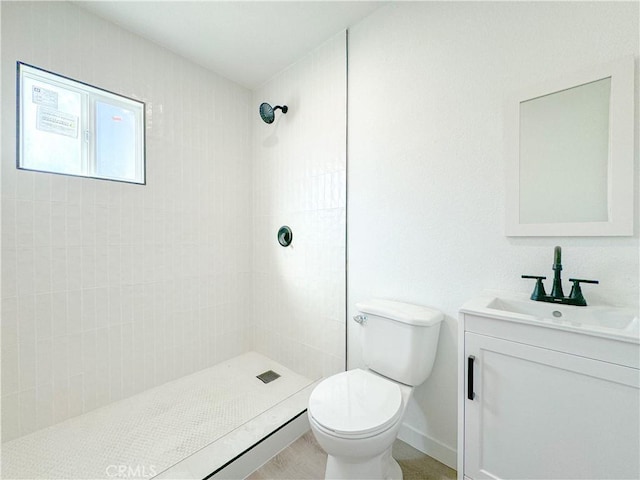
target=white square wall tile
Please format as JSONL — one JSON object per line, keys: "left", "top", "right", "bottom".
{"left": 33, "top": 202, "right": 51, "bottom": 246}
{"left": 19, "top": 339, "right": 37, "bottom": 391}
{"left": 51, "top": 202, "right": 67, "bottom": 247}
{"left": 16, "top": 171, "right": 35, "bottom": 202}
{"left": 66, "top": 177, "right": 83, "bottom": 206}
{"left": 52, "top": 335, "right": 70, "bottom": 384}
{"left": 250, "top": 31, "right": 346, "bottom": 380}
{"left": 82, "top": 371, "right": 97, "bottom": 413}
{"left": 2, "top": 296, "right": 19, "bottom": 342}
{"left": 80, "top": 288, "right": 96, "bottom": 331}
{"left": 2, "top": 248, "right": 18, "bottom": 298}
{"left": 17, "top": 295, "right": 36, "bottom": 345}
{"left": 36, "top": 383, "right": 54, "bottom": 430}
{"left": 65, "top": 204, "right": 82, "bottom": 246}
{"left": 15, "top": 200, "right": 34, "bottom": 248}
{"left": 1, "top": 160, "right": 18, "bottom": 200}
{"left": 68, "top": 375, "right": 84, "bottom": 418}
{"left": 1, "top": 342, "right": 20, "bottom": 395}
{"left": 51, "top": 291, "right": 68, "bottom": 336}
{"left": 33, "top": 247, "right": 52, "bottom": 294}
{"left": 19, "top": 389, "right": 37, "bottom": 436}
{"left": 3, "top": 0, "right": 255, "bottom": 436}
{"left": 53, "top": 377, "right": 70, "bottom": 424}
{"left": 67, "top": 291, "right": 82, "bottom": 334}
{"left": 51, "top": 247, "right": 68, "bottom": 292}
{"left": 16, "top": 248, "right": 35, "bottom": 296}
{"left": 50, "top": 175, "right": 68, "bottom": 203}
{"left": 81, "top": 246, "right": 96, "bottom": 289}
{"left": 66, "top": 247, "right": 82, "bottom": 290}
{"left": 68, "top": 333, "right": 83, "bottom": 377}
{"left": 36, "top": 338, "right": 53, "bottom": 387}
{"left": 2, "top": 393, "right": 22, "bottom": 441}
{"left": 35, "top": 293, "right": 52, "bottom": 341}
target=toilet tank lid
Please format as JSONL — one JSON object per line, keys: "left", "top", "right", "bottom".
{"left": 356, "top": 299, "right": 443, "bottom": 326}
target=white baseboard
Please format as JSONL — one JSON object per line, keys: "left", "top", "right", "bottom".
{"left": 397, "top": 423, "right": 457, "bottom": 471}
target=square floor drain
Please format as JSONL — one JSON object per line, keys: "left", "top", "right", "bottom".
{"left": 256, "top": 370, "right": 281, "bottom": 384}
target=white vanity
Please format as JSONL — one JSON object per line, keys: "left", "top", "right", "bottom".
{"left": 458, "top": 293, "right": 639, "bottom": 480}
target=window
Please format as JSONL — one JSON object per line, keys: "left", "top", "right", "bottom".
{"left": 17, "top": 62, "right": 145, "bottom": 184}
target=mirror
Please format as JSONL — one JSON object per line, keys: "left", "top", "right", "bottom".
{"left": 505, "top": 56, "right": 634, "bottom": 236}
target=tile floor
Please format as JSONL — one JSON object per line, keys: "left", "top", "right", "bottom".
{"left": 1, "top": 352, "right": 311, "bottom": 479}
{"left": 248, "top": 431, "right": 457, "bottom": 480}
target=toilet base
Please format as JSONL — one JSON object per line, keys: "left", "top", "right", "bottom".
{"left": 389, "top": 458, "right": 403, "bottom": 480}
{"left": 324, "top": 446, "right": 403, "bottom": 480}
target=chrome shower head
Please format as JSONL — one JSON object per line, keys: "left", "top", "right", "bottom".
{"left": 259, "top": 102, "right": 288, "bottom": 124}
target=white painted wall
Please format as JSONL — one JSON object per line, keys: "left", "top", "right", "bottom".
{"left": 348, "top": 2, "right": 639, "bottom": 467}
{"left": 251, "top": 32, "right": 347, "bottom": 381}
{"left": 1, "top": 1, "right": 252, "bottom": 441}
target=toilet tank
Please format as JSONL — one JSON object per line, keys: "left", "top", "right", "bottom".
{"left": 356, "top": 299, "right": 443, "bottom": 386}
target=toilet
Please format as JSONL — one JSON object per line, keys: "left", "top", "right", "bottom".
{"left": 308, "top": 299, "right": 443, "bottom": 480}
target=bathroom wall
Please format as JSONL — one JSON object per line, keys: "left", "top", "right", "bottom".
{"left": 1, "top": 1, "right": 253, "bottom": 441}
{"left": 251, "top": 32, "right": 347, "bottom": 381}
{"left": 348, "top": 1, "right": 639, "bottom": 467}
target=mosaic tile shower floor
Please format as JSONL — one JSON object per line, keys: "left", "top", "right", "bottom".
{"left": 1, "top": 352, "right": 311, "bottom": 479}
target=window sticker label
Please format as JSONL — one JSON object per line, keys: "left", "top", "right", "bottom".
{"left": 32, "top": 85, "right": 58, "bottom": 109}
{"left": 36, "top": 106, "right": 78, "bottom": 138}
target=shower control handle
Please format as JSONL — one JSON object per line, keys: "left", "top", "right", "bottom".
{"left": 277, "top": 226, "right": 293, "bottom": 247}
{"left": 353, "top": 314, "right": 367, "bottom": 325}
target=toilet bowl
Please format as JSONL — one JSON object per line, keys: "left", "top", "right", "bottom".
{"left": 308, "top": 368, "right": 412, "bottom": 480}
{"left": 308, "top": 299, "right": 443, "bottom": 480}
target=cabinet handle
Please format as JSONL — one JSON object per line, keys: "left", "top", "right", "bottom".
{"left": 467, "top": 355, "right": 476, "bottom": 400}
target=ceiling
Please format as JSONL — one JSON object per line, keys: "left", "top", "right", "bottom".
{"left": 75, "top": 1, "right": 383, "bottom": 90}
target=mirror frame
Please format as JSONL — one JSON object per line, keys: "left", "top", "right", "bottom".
{"left": 505, "top": 56, "right": 635, "bottom": 236}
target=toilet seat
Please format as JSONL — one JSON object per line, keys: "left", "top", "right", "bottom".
{"left": 308, "top": 369, "right": 403, "bottom": 438}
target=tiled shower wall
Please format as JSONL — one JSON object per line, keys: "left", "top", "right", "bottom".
{"left": 1, "top": 1, "right": 253, "bottom": 441}
{"left": 251, "top": 32, "right": 347, "bottom": 380}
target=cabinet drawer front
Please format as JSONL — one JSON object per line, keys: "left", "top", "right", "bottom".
{"left": 464, "top": 332, "right": 639, "bottom": 480}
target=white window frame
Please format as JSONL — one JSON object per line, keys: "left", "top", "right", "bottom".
{"left": 17, "top": 62, "right": 146, "bottom": 184}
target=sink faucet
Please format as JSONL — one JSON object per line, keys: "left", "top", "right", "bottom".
{"left": 522, "top": 246, "right": 599, "bottom": 306}
{"left": 550, "top": 246, "right": 564, "bottom": 299}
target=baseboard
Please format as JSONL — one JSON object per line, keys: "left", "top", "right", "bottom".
{"left": 397, "top": 423, "right": 457, "bottom": 470}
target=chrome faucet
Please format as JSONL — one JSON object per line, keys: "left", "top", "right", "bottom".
{"left": 522, "top": 246, "right": 599, "bottom": 307}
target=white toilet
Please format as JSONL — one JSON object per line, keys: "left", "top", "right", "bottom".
{"left": 308, "top": 299, "right": 443, "bottom": 480}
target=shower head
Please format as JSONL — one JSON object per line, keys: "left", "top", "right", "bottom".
{"left": 259, "top": 102, "right": 288, "bottom": 124}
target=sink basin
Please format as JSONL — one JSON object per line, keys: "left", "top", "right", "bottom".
{"left": 461, "top": 292, "right": 639, "bottom": 343}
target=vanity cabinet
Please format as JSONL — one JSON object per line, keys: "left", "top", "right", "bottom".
{"left": 458, "top": 308, "right": 640, "bottom": 480}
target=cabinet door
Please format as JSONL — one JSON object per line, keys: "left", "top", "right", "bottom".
{"left": 464, "top": 332, "right": 639, "bottom": 480}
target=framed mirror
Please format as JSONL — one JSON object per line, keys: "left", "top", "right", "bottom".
{"left": 505, "top": 56, "right": 634, "bottom": 236}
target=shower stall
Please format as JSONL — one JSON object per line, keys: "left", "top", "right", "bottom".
{"left": 0, "top": 2, "right": 346, "bottom": 478}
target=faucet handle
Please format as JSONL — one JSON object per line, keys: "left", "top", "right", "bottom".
{"left": 568, "top": 278, "right": 599, "bottom": 285}
{"left": 522, "top": 275, "right": 547, "bottom": 301}
{"left": 568, "top": 278, "right": 599, "bottom": 306}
